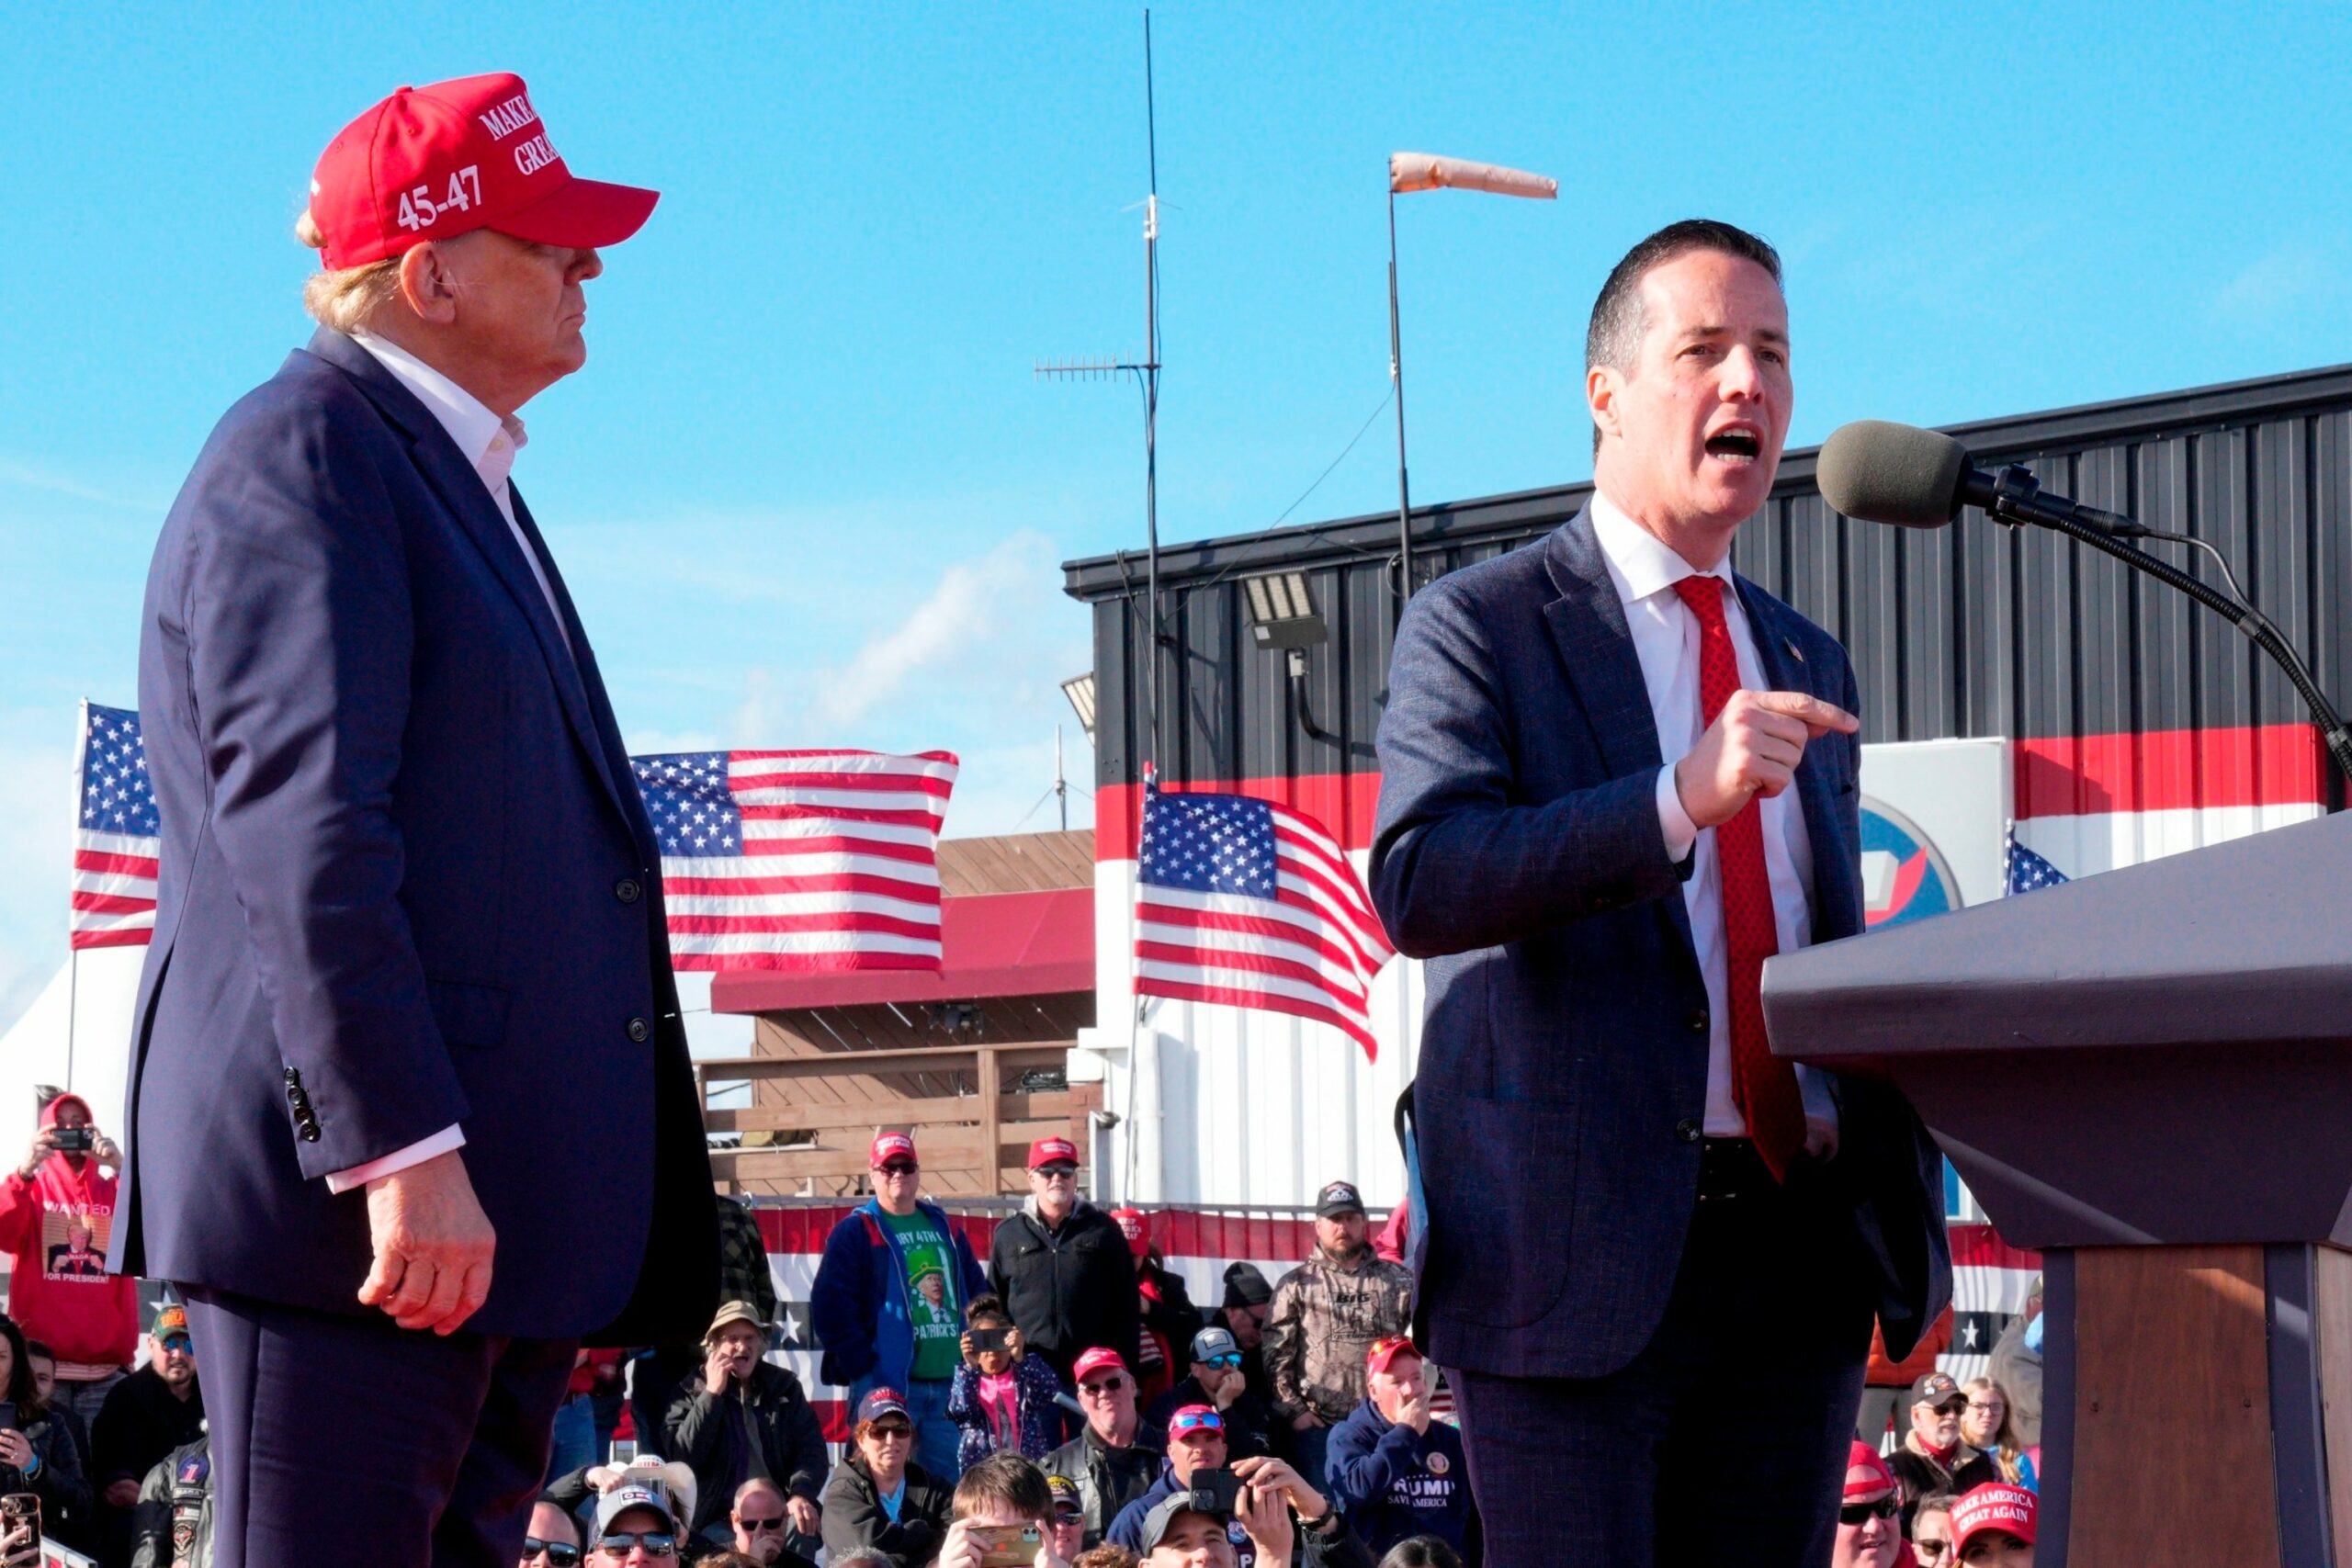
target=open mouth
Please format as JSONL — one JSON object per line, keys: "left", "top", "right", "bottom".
{"left": 1704, "top": 425, "right": 1763, "bottom": 462}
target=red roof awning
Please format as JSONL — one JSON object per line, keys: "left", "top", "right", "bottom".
{"left": 709, "top": 887, "right": 1095, "bottom": 1014}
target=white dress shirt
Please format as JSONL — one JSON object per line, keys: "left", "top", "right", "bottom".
{"left": 1588, "top": 491, "right": 1838, "bottom": 1145}
{"left": 322, "top": 333, "right": 574, "bottom": 1193}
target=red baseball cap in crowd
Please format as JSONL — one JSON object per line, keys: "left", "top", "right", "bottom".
{"left": 1951, "top": 1483, "right": 2036, "bottom": 1551}
{"left": 1366, "top": 1336, "right": 1421, "bottom": 1376}
{"left": 1843, "top": 1441, "right": 1896, "bottom": 1501}
{"left": 1167, "top": 1404, "right": 1225, "bottom": 1442}
{"left": 1028, "top": 1136, "right": 1079, "bottom": 1170}
{"left": 870, "top": 1132, "right": 918, "bottom": 1169}
{"left": 1072, "top": 1348, "right": 1129, "bottom": 1385}
{"left": 1111, "top": 1206, "right": 1150, "bottom": 1257}
{"left": 308, "top": 72, "right": 658, "bottom": 269}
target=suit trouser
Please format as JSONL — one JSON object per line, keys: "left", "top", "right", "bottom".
{"left": 1450, "top": 1147, "right": 1876, "bottom": 1568}
{"left": 182, "top": 1286, "right": 575, "bottom": 1568}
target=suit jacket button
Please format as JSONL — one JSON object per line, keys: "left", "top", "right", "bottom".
{"left": 298, "top": 1122, "right": 322, "bottom": 1144}
{"left": 1688, "top": 1008, "right": 1709, "bottom": 1033}
{"left": 1676, "top": 1119, "right": 1702, "bottom": 1144}
{"left": 281, "top": 1066, "right": 301, "bottom": 1085}
{"left": 627, "top": 1016, "right": 650, "bottom": 1043}
{"left": 615, "top": 878, "right": 642, "bottom": 904}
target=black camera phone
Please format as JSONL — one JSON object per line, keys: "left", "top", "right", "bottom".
{"left": 0, "top": 1403, "right": 17, "bottom": 1433}
{"left": 968, "top": 1326, "right": 1009, "bottom": 1354}
{"left": 51, "top": 1127, "right": 92, "bottom": 1154}
{"left": 1189, "top": 1467, "right": 1242, "bottom": 1517}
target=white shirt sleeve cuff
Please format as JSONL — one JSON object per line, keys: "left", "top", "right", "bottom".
{"left": 1656, "top": 764, "right": 1700, "bottom": 863}
{"left": 324, "top": 1124, "right": 467, "bottom": 1195}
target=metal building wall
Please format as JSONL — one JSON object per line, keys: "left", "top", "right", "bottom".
{"left": 1067, "top": 364, "right": 2352, "bottom": 813}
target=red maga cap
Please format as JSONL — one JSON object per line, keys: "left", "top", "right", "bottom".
{"left": 1072, "top": 1348, "right": 1129, "bottom": 1384}
{"left": 1111, "top": 1206, "right": 1150, "bottom": 1257}
{"left": 309, "top": 72, "right": 657, "bottom": 269}
{"left": 1366, "top": 1336, "right": 1420, "bottom": 1376}
{"left": 1951, "top": 1483, "right": 2036, "bottom": 1550}
{"left": 869, "top": 1132, "right": 917, "bottom": 1168}
{"left": 1027, "top": 1136, "right": 1079, "bottom": 1169}
{"left": 1843, "top": 1441, "right": 1896, "bottom": 1501}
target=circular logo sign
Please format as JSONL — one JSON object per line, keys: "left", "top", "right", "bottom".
{"left": 1858, "top": 797, "right": 1965, "bottom": 929}
{"left": 1427, "top": 1452, "right": 1451, "bottom": 1476}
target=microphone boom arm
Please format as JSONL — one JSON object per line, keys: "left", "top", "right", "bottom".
{"left": 1979, "top": 464, "right": 2352, "bottom": 785}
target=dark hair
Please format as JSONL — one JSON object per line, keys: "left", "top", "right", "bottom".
{"left": 1378, "top": 1539, "right": 1465, "bottom": 1568}
{"left": 1913, "top": 1490, "right": 1959, "bottom": 1525}
{"left": 21, "top": 1342, "right": 51, "bottom": 1365}
{"left": 1584, "top": 218, "right": 1783, "bottom": 453}
{"left": 953, "top": 1451, "right": 1052, "bottom": 1523}
{"left": 1076, "top": 1548, "right": 1142, "bottom": 1568}
{"left": 966, "top": 1292, "right": 1012, "bottom": 1327}
{"left": 0, "top": 1316, "right": 38, "bottom": 1411}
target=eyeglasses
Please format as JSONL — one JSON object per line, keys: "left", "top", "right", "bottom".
{"left": 594, "top": 1534, "right": 677, "bottom": 1558}
{"left": 1079, "top": 1376, "right": 1127, "bottom": 1395}
{"left": 877, "top": 1163, "right": 919, "bottom": 1176}
{"left": 1964, "top": 1400, "right": 2002, "bottom": 1414}
{"left": 158, "top": 1335, "right": 194, "bottom": 1355}
{"left": 1054, "top": 1504, "right": 1085, "bottom": 1523}
{"left": 1838, "top": 1498, "right": 1898, "bottom": 1526}
{"left": 524, "top": 1541, "right": 583, "bottom": 1567}
{"left": 869, "top": 1423, "right": 912, "bottom": 1440}
{"left": 1035, "top": 1166, "right": 1078, "bottom": 1179}
{"left": 737, "top": 1516, "right": 786, "bottom": 1532}
{"left": 1914, "top": 1541, "right": 1951, "bottom": 1560}
{"left": 1202, "top": 1353, "right": 1242, "bottom": 1369}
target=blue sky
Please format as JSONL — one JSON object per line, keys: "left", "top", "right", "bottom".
{"left": 3, "top": 1, "right": 2348, "bottom": 1032}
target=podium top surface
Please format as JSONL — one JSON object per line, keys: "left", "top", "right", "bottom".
{"left": 1763, "top": 807, "right": 2352, "bottom": 1064}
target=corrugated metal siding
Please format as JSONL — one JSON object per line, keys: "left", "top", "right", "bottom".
{"left": 1067, "top": 366, "right": 2352, "bottom": 806}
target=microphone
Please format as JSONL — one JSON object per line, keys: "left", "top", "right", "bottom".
{"left": 1818, "top": 419, "right": 2138, "bottom": 537}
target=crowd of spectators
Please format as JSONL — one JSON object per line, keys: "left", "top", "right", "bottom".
{"left": 12, "top": 1100, "right": 2048, "bottom": 1568}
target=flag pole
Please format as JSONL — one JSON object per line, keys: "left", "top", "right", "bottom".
{"left": 1387, "top": 186, "right": 1412, "bottom": 613}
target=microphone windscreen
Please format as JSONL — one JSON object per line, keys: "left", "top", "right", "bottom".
{"left": 1818, "top": 420, "right": 1969, "bottom": 529}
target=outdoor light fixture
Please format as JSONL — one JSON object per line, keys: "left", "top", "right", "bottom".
{"left": 1061, "top": 672, "right": 1098, "bottom": 739}
{"left": 1242, "top": 570, "right": 1328, "bottom": 654}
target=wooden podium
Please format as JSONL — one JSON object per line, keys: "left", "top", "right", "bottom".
{"left": 1764, "top": 809, "right": 2352, "bottom": 1568}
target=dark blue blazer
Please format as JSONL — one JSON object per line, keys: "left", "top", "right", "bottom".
{"left": 1370, "top": 508, "right": 1949, "bottom": 1381}
{"left": 114, "top": 329, "right": 716, "bottom": 1343}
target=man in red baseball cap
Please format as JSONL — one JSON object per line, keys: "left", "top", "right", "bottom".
{"left": 121, "top": 70, "right": 718, "bottom": 1567}
{"left": 987, "top": 1136, "right": 1140, "bottom": 1393}
{"left": 1042, "top": 1349, "right": 1160, "bottom": 1550}
{"left": 1949, "top": 1483, "right": 2034, "bottom": 1566}
{"left": 810, "top": 1130, "right": 988, "bottom": 1482}
{"left": 1831, "top": 1442, "right": 1905, "bottom": 1568}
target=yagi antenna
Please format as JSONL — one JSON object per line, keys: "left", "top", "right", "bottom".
{"left": 1037, "top": 8, "right": 1165, "bottom": 795}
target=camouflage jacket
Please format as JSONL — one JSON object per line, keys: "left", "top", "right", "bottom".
{"left": 1263, "top": 1248, "right": 1414, "bottom": 1423}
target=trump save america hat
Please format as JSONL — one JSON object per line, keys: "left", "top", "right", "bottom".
{"left": 308, "top": 72, "right": 658, "bottom": 269}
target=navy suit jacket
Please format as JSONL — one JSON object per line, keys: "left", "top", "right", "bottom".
{"left": 114, "top": 329, "right": 717, "bottom": 1343}
{"left": 1370, "top": 508, "right": 1950, "bottom": 1381}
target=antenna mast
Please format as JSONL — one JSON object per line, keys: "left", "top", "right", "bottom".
{"left": 1037, "top": 8, "right": 1164, "bottom": 781}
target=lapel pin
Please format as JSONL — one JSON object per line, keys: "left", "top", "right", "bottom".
{"left": 1784, "top": 637, "right": 1804, "bottom": 664}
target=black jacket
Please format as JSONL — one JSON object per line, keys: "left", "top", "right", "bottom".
{"left": 3, "top": 1407, "right": 92, "bottom": 1552}
{"left": 819, "top": 1452, "right": 951, "bottom": 1568}
{"left": 129, "top": 1435, "right": 211, "bottom": 1568}
{"left": 989, "top": 1201, "right": 1140, "bottom": 1382}
{"left": 1041, "top": 1425, "right": 1163, "bottom": 1550}
{"left": 663, "top": 1361, "right": 829, "bottom": 1536}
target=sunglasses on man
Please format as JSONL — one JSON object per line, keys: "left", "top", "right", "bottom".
{"left": 593, "top": 1533, "right": 677, "bottom": 1559}
{"left": 1838, "top": 1497, "right": 1898, "bottom": 1527}
{"left": 877, "top": 1161, "right": 919, "bottom": 1176}
{"left": 1914, "top": 1540, "right": 1951, "bottom": 1561}
{"left": 737, "top": 1514, "right": 786, "bottom": 1533}
{"left": 523, "top": 1540, "right": 582, "bottom": 1567}
{"left": 1079, "top": 1375, "right": 1126, "bottom": 1395}
{"left": 158, "top": 1334, "right": 195, "bottom": 1355}
{"left": 1202, "top": 1352, "right": 1243, "bottom": 1370}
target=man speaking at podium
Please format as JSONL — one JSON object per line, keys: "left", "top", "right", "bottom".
{"left": 1371, "top": 220, "right": 1949, "bottom": 1564}
{"left": 113, "top": 73, "right": 716, "bottom": 1565}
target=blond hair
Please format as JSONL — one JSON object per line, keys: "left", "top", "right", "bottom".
{"left": 293, "top": 209, "right": 402, "bottom": 333}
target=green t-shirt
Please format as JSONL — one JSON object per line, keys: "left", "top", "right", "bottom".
{"left": 884, "top": 1209, "right": 963, "bottom": 1382}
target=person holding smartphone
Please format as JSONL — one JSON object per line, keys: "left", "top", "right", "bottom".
{"left": 949, "top": 1295, "right": 1065, "bottom": 1472}
{"left": 0, "top": 1094, "right": 137, "bottom": 1439}
{"left": 1106, "top": 1408, "right": 1342, "bottom": 1566}
{"left": 935, "top": 1453, "right": 1069, "bottom": 1568}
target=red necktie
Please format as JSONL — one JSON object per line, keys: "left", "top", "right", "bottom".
{"left": 1670, "top": 575, "right": 1806, "bottom": 1180}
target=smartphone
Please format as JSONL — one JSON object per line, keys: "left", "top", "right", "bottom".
{"left": 1189, "top": 1467, "right": 1242, "bottom": 1516}
{"left": 0, "top": 1404, "right": 18, "bottom": 1435}
{"left": 608, "top": 1438, "right": 636, "bottom": 1467}
{"left": 968, "top": 1326, "right": 1010, "bottom": 1354}
{"left": 51, "top": 1128, "right": 91, "bottom": 1154}
{"left": 0, "top": 1494, "right": 38, "bottom": 1563}
{"left": 971, "top": 1524, "right": 1041, "bottom": 1568}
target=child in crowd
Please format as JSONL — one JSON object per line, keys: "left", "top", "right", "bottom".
{"left": 947, "top": 1294, "right": 1067, "bottom": 1472}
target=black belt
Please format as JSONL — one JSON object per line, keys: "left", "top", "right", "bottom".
{"left": 1696, "top": 1137, "right": 1773, "bottom": 1202}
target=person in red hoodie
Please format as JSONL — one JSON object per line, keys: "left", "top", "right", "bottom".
{"left": 0, "top": 1094, "right": 139, "bottom": 1433}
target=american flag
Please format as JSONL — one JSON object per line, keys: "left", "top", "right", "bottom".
{"left": 629, "top": 750, "right": 959, "bottom": 972}
{"left": 1132, "top": 772, "right": 1396, "bottom": 1059}
{"left": 2004, "top": 823, "right": 2069, "bottom": 895}
{"left": 71, "top": 702, "right": 159, "bottom": 950}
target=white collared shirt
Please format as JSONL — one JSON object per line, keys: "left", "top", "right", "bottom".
{"left": 350, "top": 331, "right": 571, "bottom": 656}
{"left": 1588, "top": 490, "right": 1837, "bottom": 1144}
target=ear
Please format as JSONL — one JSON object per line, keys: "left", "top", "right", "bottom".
{"left": 396, "top": 243, "right": 462, "bottom": 325}
{"left": 1586, "top": 363, "right": 1623, "bottom": 448}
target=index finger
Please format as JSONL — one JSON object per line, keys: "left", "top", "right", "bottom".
{"left": 1749, "top": 690, "right": 1859, "bottom": 736}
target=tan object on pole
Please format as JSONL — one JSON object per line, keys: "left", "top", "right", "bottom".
{"left": 1388, "top": 152, "right": 1557, "bottom": 199}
